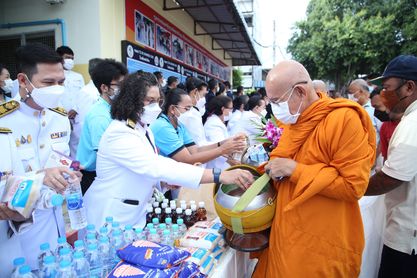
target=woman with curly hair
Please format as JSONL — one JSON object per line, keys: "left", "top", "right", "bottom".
{"left": 84, "top": 72, "right": 254, "bottom": 228}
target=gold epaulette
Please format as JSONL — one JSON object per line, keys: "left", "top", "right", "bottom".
{"left": 0, "top": 127, "right": 12, "bottom": 133}
{"left": 126, "top": 118, "right": 136, "bottom": 129}
{"left": 0, "top": 100, "right": 19, "bottom": 118}
{"left": 49, "top": 107, "right": 67, "bottom": 116}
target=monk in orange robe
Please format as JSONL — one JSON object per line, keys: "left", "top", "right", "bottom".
{"left": 253, "top": 61, "right": 376, "bottom": 277}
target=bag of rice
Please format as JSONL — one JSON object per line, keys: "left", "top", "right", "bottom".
{"left": 117, "top": 240, "right": 190, "bottom": 269}
{"left": 189, "top": 220, "right": 224, "bottom": 235}
{"left": 179, "top": 231, "right": 221, "bottom": 250}
{"left": 181, "top": 247, "right": 210, "bottom": 266}
{"left": 211, "top": 245, "right": 225, "bottom": 259}
{"left": 177, "top": 261, "right": 201, "bottom": 278}
{"left": 108, "top": 261, "right": 179, "bottom": 278}
{"left": 199, "top": 255, "right": 215, "bottom": 276}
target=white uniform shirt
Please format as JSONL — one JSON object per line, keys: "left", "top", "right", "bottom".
{"left": 84, "top": 119, "right": 204, "bottom": 229}
{"left": 382, "top": 99, "right": 417, "bottom": 254}
{"left": 179, "top": 107, "right": 208, "bottom": 146}
{"left": 227, "top": 110, "right": 243, "bottom": 135}
{"left": 231, "top": 110, "right": 262, "bottom": 146}
{"left": 60, "top": 70, "right": 85, "bottom": 112}
{"left": 204, "top": 115, "right": 230, "bottom": 170}
{"left": 0, "top": 98, "right": 70, "bottom": 271}
{"left": 69, "top": 80, "right": 100, "bottom": 158}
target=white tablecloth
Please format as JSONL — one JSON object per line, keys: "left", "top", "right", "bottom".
{"left": 211, "top": 247, "right": 257, "bottom": 278}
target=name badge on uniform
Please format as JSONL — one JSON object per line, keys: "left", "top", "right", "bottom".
{"left": 50, "top": 131, "right": 68, "bottom": 139}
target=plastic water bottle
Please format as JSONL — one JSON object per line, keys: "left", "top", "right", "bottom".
{"left": 72, "top": 251, "right": 90, "bottom": 278}
{"left": 177, "top": 218, "right": 187, "bottom": 236}
{"left": 152, "top": 217, "right": 159, "bottom": 226}
{"left": 171, "top": 224, "right": 181, "bottom": 247}
{"left": 56, "top": 260, "right": 76, "bottom": 278}
{"left": 37, "top": 188, "right": 64, "bottom": 210}
{"left": 55, "top": 237, "right": 71, "bottom": 257}
{"left": 98, "top": 237, "right": 112, "bottom": 276}
{"left": 134, "top": 227, "right": 146, "bottom": 240}
{"left": 161, "top": 229, "right": 173, "bottom": 246}
{"left": 38, "top": 242, "right": 55, "bottom": 269}
{"left": 86, "top": 224, "right": 98, "bottom": 238}
{"left": 64, "top": 174, "right": 87, "bottom": 230}
{"left": 123, "top": 224, "right": 135, "bottom": 244}
{"left": 86, "top": 244, "right": 102, "bottom": 277}
{"left": 15, "top": 265, "right": 36, "bottom": 278}
{"left": 73, "top": 240, "right": 87, "bottom": 257}
{"left": 85, "top": 233, "right": 97, "bottom": 246}
{"left": 165, "top": 217, "right": 173, "bottom": 230}
{"left": 147, "top": 228, "right": 160, "bottom": 243}
{"left": 11, "top": 257, "right": 25, "bottom": 278}
{"left": 111, "top": 230, "right": 125, "bottom": 265}
{"left": 99, "top": 226, "right": 110, "bottom": 242}
{"left": 103, "top": 216, "right": 113, "bottom": 234}
{"left": 158, "top": 223, "right": 167, "bottom": 237}
{"left": 39, "top": 255, "right": 57, "bottom": 278}
{"left": 58, "top": 248, "right": 72, "bottom": 263}
{"left": 144, "top": 223, "right": 154, "bottom": 238}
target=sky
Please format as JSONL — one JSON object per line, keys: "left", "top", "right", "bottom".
{"left": 255, "top": 0, "right": 310, "bottom": 68}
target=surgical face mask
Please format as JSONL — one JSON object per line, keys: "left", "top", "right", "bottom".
{"left": 108, "top": 87, "right": 119, "bottom": 101}
{"left": 271, "top": 88, "right": 303, "bottom": 125}
{"left": 2, "top": 78, "right": 13, "bottom": 93}
{"left": 260, "top": 109, "right": 267, "bottom": 118}
{"left": 196, "top": 94, "right": 206, "bottom": 110}
{"left": 161, "top": 79, "right": 167, "bottom": 87}
{"left": 347, "top": 93, "right": 359, "bottom": 102}
{"left": 199, "top": 106, "right": 206, "bottom": 116}
{"left": 63, "top": 58, "right": 74, "bottom": 70}
{"left": 24, "top": 76, "right": 64, "bottom": 108}
{"left": 178, "top": 110, "right": 193, "bottom": 125}
{"left": 141, "top": 103, "right": 162, "bottom": 125}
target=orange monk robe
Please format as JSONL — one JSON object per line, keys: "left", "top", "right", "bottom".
{"left": 253, "top": 93, "right": 376, "bottom": 277}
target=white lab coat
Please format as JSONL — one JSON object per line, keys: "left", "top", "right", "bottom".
{"left": 204, "top": 115, "right": 230, "bottom": 170}
{"left": 230, "top": 110, "right": 263, "bottom": 146}
{"left": 0, "top": 98, "right": 69, "bottom": 273}
{"left": 84, "top": 119, "right": 204, "bottom": 229}
{"left": 179, "top": 107, "right": 208, "bottom": 146}
{"left": 227, "top": 109, "right": 243, "bottom": 135}
{"left": 69, "top": 80, "right": 100, "bottom": 158}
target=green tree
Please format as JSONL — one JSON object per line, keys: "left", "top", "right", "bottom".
{"left": 287, "top": 0, "right": 417, "bottom": 90}
{"left": 233, "top": 68, "right": 243, "bottom": 88}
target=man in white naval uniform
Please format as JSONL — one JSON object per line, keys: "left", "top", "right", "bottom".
{"left": 0, "top": 43, "right": 79, "bottom": 275}
{"left": 56, "top": 46, "right": 85, "bottom": 158}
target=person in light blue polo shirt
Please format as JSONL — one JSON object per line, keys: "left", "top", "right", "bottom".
{"left": 76, "top": 59, "right": 127, "bottom": 194}
{"left": 150, "top": 88, "right": 247, "bottom": 199}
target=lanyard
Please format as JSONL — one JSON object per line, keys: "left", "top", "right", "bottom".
{"left": 145, "top": 130, "right": 156, "bottom": 153}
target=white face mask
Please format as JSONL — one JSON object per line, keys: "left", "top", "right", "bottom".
{"left": 196, "top": 95, "right": 206, "bottom": 110}
{"left": 271, "top": 88, "right": 303, "bottom": 125}
{"left": 260, "top": 109, "right": 267, "bottom": 118}
{"left": 141, "top": 103, "right": 162, "bottom": 125}
{"left": 347, "top": 93, "right": 359, "bottom": 102}
{"left": 24, "top": 77, "right": 65, "bottom": 108}
{"left": 223, "top": 114, "right": 230, "bottom": 122}
{"left": 63, "top": 58, "right": 74, "bottom": 70}
{"left": 108, "top": 87, "right": 119, "bottom": 101}
{"left": 2, "top": 78, "right": 13, "bottom": 93}
{"left": 178, "top": 110, "right": 193, "bottom": 125}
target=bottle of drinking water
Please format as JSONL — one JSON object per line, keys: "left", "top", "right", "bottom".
{"left": 38, "top": 242, "right": 55, "bottom": 269}
{"left": 176, "top": 218, "right": 187, "bottom": 236}
{"left": 15, "top": 265, "right": 36, "bottom": 278}
{"left": 86, "top": 224, "right": 98, "bottom": 238}
{"left": 85, "top": 233, "right": 97, "bottom": 246}
{"left": 123, "top": 224, "right": 136, "bottom": 244}
{"left": 99, "top": 226, "right": 110, "bottom": 242}
{"left": 161, "top": 229, "right": 173, "bottom": 246}
{"left": 73, "top": 240, "right": 87, "bottom": 257}
{"left": 171, "top": 224, "right": 181, "bottom": 247}
{"left": 134, "top": 227, "right": 146, "bottom": 241}
{"left": 111, "top": 230, "right": 125, "bottom": 266}
{"left": 158, "top": 223, "right": 167, "bottom": 237}
{"left": 56, "top": 260, "right": 76, "bottom": 278}
{"left": 37, "top": 188, "right": 64, "bottom": 210}
{"left": 64, "top": 174, "right": 87, "bottom": 230}
{"left": 11, "top": 257, "right": 25, "bottom": 278}
{"left": 143, "top": 223, "right": 154, "bottom": 238}
{"left": 86, "top": 244, "right": 102, "bottom": 277}
{"left": 58, "top": 248, "right": 72, "bottom": 263}
{"left": 165, "top": 217, "right": 173, "bottom": 230}
{"left": 111, "top": 222, "right": 122, "bottom": 235}
{"left": 103, "top": 216, "right": 113, "bottom": 235}
{"left": 147, "top": 228, "right": 160, "bottom": 243}
{"left": 72, "top": 251, "right": 90, "bottom": 278}
{"left": 55, "top": 237, "right": 72, "bottom": 257}
{"left": 39, "top": 255, "right": 57, "bottom": 278}
{"left": 98, "top": 236, "right": 112, "bottom": 276}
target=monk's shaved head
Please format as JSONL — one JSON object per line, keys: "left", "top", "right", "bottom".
{"left": 348, "top": 79, "right": 370, "bottom": 106}
{"left": 350, "top": 79, "right": 369, "bottom": 92}
{"left": 312, "top": 80, "right": 328, "bottom": 93}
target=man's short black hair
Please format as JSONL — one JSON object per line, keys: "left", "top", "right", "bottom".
{"left": 91, "top": 59, "right": 128, "bottom": 94}
{"left": 153, "top": 71, "right": 163, "bottom": 80}
{"left": 208, "top": 78, "right": 218, "bottom": 91}
{"left": 224, "top": 81, "right": 231, "bottom": 88}
{"left": 56, "top": 46, "right": 74, "bottom": 56}
{"left": 167, "top": 76, "right": 178, "bottom": 86}
{"left": 15, "top": 43, "right": 63, "bottom": 79}
{"left": 237, "top": 85, "right": 244, "bottom": 93}
{"left": 88, "top": 58, "right": 103, "bottom": 76}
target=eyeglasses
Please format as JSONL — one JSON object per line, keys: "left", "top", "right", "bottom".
{"left": 268, "top": 80, "right": 308, "bottom": 104}
{"left": 382, "top": 79, "right": 407, "bottom": 93}
{"left": 145, "top": 97, "right": 161, "bottom": 106}
{"left": 175, "top": 105, "right": 192, "bottom": 111}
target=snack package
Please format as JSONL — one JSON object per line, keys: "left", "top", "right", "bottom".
{"left": 108, "top": 261, "right": 180, "bottom": 278}
{"left": 179, "top": 231, "right": 222, "bottom": 250}
{"left": 117, "top": 240, "right": 190, "bottom": 269}
{"left": 180, "top": 247, "right": 210, "bottom": 266}
{"left": 211, "top": 245, "right": 225, "bottom": 259}
{"left": 1, "top": 175, "right": 43, "bottom": 218}
{"left": 199, "top": 255, "right": 215, "bottom": 276}
{"left": 177, "top": 261, "right": 201, "bottom": 278}
{"left": 189, "top": 220, "right": 224, "bottom": 235}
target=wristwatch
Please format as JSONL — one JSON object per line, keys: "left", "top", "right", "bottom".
{"left": 213, "top": 168, "right": 221, "bottom": 184}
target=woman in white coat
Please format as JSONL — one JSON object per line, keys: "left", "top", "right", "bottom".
{"left": 204, "top": 95, "right": 240, "bottom": 170}
{"left": 228, "top": 94, "right": 249, "bottom": 135}
{"left": 84, "top": 73, "right": 253, "bottom": 229}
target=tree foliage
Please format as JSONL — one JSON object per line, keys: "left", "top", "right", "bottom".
{"left": 287, "top": 0, "right": 417, "bottom": 90}
{"left": 233, "top": 68, "right": 243, "bottom": 88}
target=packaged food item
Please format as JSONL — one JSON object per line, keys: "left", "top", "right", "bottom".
{"left": 180, "top": 247, "right": 210, "bottom": 266}
{"left": 177, "top": 261, "right": 201, "bottom": 278}
{"left": 108, "top": 261, "right": 179, "bottom": 278}
{"left": 189, "top": 220, "right": 224, "bottom": 235}
{"left": 179, "top": 231, "right": 221, "bottom": 250}
{"left": 199, "top": 255, "right": 215, "bottom": 276}
{"left": 211, "top": 245, "right": 225, "bottom": 259}
{"left": 117, "top": 240, "right": 190, "bottom": 269}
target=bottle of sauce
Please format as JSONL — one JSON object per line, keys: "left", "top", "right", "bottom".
{"left": 146, "top": 206, "right": 154, "bottom": 224}
{"left": 170, "top": 204, "right": 177, "bottom": 222}
{"left": 165, "top": 207, "right": 173, "bottom": 222}
{"left": 154, "top": 208, "right": 162, "bottom": 223}
{"left": 196, "top": 202, "right": 207, "bottom": 221}
{"left": 184, "top": 209, "right": 195, "bottom": 228}
{"left": 190, "top": 204, "right": 198, "bottom": 222}
{"left": 175, "top": 208, "right": 183, "bottom": 223}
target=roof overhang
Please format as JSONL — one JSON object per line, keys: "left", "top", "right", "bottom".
{"left": 163, "top": 0, "right": 261, "bottom": 66}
